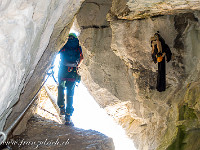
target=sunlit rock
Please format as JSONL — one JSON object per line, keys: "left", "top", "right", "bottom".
{"left": 76, "top": 0, "right": 200, "bottom": 149}
{"left": 0, "top": 0, "right": 84, "bottom": 134}
{"left": 109, "top": 0, "right": 200, "bottom": 20}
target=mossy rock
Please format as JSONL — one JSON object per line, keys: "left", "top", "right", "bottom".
{"left": 184, "top": 83, "right": 200, "bottom": 110}
{"left": 158, "top": 83, "right": 200, "bottom": 150}
{"left": 179, "top": 104, "right": 197, "bottom": 121}
{"left": 166, "top": 127, "right": 200, "bottom": 150}
{"left": 182, "top": 129, "right": 200, "bottom": 150}
{"left": 166, "top": 127, "right": 186, "bottom": 150}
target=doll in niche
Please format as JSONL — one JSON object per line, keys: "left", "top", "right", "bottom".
{"left": 151, "top": 32, "right": 172, "bottom": 92}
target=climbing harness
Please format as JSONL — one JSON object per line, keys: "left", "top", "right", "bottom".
{"left": 68, "top": 67, "right": 73, "bottom": 72}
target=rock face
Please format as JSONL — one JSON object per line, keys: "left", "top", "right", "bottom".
{"left": 109, "top": 13, "right": 200, "bottom": 150}
{"left": 110, "top": 0, "right": 200, "bottom": 20}
{"left": 0, "top": 0, "right": 84, "bottom": 135}
{"left": 76, "top": 0, "right": 200, "bottom": 150}
{"left": 10, "top": 116, "right": 115, "bottom": 150}
{"left": 76, "top": 0, "right": 135, "bottom": 107}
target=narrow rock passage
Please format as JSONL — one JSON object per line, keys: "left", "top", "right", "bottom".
{"left": 9, "top": 115, "right": 114, "bottom": 150}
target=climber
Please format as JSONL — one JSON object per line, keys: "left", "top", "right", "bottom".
{"left": 151, "top": 31, "right": 172, "bottom": 92}
{"left": 57, "top": 33, "right": 83, "bottom": 126}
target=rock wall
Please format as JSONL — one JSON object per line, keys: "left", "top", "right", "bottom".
{"left": 76, "top": 0, "right": 200, "bottom": 149}
{"left": 110, "top": 0, "right": 200, "bottom": 20}
{"left": 109, "top": 12, "right": 200, "bottom": 150}
{"left": 0, "top": 0, "right": 84, "bottom": 135}
{"left": 76, "top": 0, "right": 134, "bottom": 107}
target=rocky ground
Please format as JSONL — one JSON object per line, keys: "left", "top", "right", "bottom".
{"left": 1, "top": 86, "right": 115, "bottom": 150}
{"left": 7, "top": 115, "right": 114, "bottom": 150}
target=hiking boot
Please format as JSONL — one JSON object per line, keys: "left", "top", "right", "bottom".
{"left": 59, "top": 107, "right": 65, "bottom": 115}
{"left": 65, "top": 115, "right": 74, "bottom": 126}
{"left": 65, "top": 121, "right": 74, "bottom": 126}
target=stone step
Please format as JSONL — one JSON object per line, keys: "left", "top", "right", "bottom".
{"left": 8, "top": 116, "right": 114, "bottom": 150}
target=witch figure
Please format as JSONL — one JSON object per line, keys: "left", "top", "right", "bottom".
{"left": 151, "top": 32, "right": 172, "bottom": 92}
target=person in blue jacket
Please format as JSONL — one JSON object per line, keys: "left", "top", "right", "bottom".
{"left": 57, "top": 33, "right": 83, "bottom": 126}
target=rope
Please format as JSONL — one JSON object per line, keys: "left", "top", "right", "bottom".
{"left": 33, "top": 104, "right": 59, "bottom": 119}
{"left": 51, "top": 69, "right": 59, "bottom": 85}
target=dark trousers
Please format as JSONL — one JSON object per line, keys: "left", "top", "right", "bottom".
{"left": 57, "top": 80, "right": 76, "bottom": 116}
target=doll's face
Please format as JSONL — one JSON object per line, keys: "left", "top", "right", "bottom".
{"left": 154, "top": 34, "right": 159, "bottom": 40}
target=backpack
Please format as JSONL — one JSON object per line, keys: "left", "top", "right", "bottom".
{"left": 60, "top": 47, "right": 81, "bottom": 67}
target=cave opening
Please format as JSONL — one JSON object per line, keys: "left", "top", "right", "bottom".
{"left": 39, "top": 50, "right": 137, "bottom": 150}
{"left": 35, "top": 0, "right": 137, "bottom": 147}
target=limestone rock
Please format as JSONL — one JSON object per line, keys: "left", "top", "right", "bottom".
{"left": 76, "top": 0, "right": 200, "bottom": 149}
{"left": 110, "top": 0, "right": 200, "bottom": 20}
{"left": 1, "top": 0, "right": 84, "bottom": 135}
{"left": 9, "top": 116, "right": 115, "bottom": 150}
